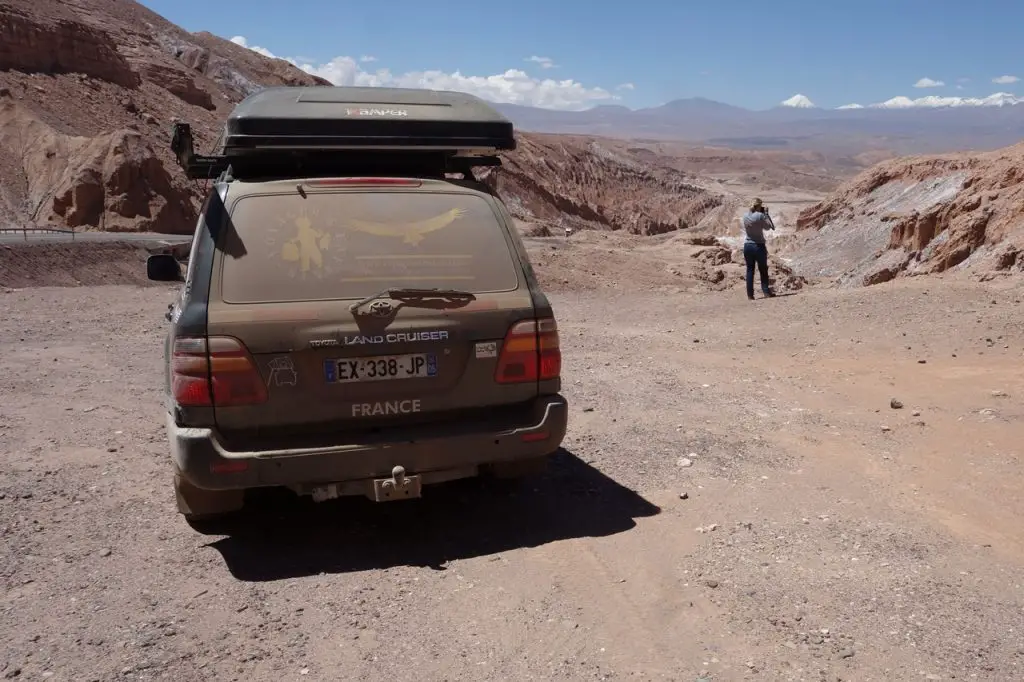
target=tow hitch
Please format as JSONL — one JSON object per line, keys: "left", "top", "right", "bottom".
{"left": 372, "top": 465, "right": 422, "bottom": 502}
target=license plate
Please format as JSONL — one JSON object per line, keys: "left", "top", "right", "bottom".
{"left": 325, "top": 353, "right": 437, "bottom": 383}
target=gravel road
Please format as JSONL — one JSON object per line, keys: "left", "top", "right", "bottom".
{"left": 2, "top": 274, "right": 1023, "bottom": 681}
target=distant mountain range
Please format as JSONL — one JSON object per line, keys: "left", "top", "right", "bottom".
{"left": 494, "top": 93, "right": 1024, "bottom": 154}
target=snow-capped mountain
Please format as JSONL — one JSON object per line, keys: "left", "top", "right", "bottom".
{"left": 859, "top": 92, "right": 1023, "bottom": 109}
{"left": 780, "top": 94, "right": 817, "bottom": 109}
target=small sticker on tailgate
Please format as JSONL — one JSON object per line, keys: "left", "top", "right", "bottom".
{"left": 474, "top": 341, "right": 497, "bottom": 359}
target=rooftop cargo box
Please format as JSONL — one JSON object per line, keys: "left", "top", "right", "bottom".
{"left": 222, "top": 86, "right": 516, "bottom": 154}
{"left": 170, "top": 86, "right": 517, "bottom": 180}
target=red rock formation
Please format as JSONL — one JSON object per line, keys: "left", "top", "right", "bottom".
{"left": 488, "top": 134, "right": 723, "bottom": 235}
{"left": 137, "top": 63, "right": 215, "bottom": 110}
{"left": 792, "top": 144, "right": 1024, "bottom": 283}
{"left": 0, "top": 4, "right": 140, "bottom": 88}
{"left": 0, "top": 0, "right": 328, "bottom": 233}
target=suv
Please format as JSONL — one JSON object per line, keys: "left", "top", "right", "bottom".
{"left": 147, "top": 86, "right": 568, "bottom": 529}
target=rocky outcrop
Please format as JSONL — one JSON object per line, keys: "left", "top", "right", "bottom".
{"left": 0, "top": 6, "right": 140, "bottom": 88}
{"left": 790, "top": 144, "right": 1024, "bottom": 284}
{"left": 0, "top": 0, "right": 332, "bottom": 233}
{"left": 487, "top": 134, "right": 724, "bottom": 235}
{"left": 138, "top": 62, "right": 215, "bottom": 109}
{"left": 49, "top": 128, "right": 194, "bottom": 232}
{"left": 1, "top": 99, "right": 194, "bottom": 233}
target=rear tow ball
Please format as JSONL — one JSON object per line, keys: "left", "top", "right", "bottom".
{"left": 372, "top": 465, "right": 422, "bottom": 502}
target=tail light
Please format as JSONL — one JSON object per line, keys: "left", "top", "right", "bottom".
{"left": 171, "top": 336, "right": 268, "bottom": 407}
{"left": 494, "top": 318, "right": 561, "bottom": 384}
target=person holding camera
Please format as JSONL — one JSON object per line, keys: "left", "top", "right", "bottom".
{"left": 740, "top": 198, "right": 776, "bottom": 300}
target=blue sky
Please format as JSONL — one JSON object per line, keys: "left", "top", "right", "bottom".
{"left": 140, "top": 0, "right": 1024, "bottom": 111}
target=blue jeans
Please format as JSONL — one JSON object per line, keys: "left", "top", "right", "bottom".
{"left": 743, "top": 242, "right": 770, "bottom": 298}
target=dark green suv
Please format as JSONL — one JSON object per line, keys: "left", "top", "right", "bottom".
{"left": 148, "top": 86, "right": 568, "bottom": 529}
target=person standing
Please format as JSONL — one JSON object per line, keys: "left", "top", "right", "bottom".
{"left": 740, "top": 198, "right": 776, "bottom": 300}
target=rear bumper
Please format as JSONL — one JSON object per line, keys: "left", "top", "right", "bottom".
{"left": 169, "top": 395, "right": 568, "bottom": 491}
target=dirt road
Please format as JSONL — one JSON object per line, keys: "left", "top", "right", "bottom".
{"left": 2, "top": 275, "right": 1023, "bottom": 681}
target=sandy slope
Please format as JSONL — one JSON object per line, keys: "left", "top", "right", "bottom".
{"left": 2, "top": 271, "right": 1022, "bottom": 681}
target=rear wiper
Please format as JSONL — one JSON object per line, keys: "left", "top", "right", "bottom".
{"left": 349, "top": 287, "right": 477, "bottom": 314}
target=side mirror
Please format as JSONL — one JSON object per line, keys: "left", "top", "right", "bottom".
{"left": 147, "top": 254, "right": 183, "bottom": 282}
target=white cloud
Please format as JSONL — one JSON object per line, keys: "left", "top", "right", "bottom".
{"left": 229, "top": 36, "right": 617, "bottom": 110}
{"left": 992, "top": 75, "right": 1019, "bottom": 84}
{"left": 525, "top": 55, "right": 557, "bottom": 69}
{"left": 616, "top": 82, "right": 635, "bottom": 91}
{"left": 229, "top": 35, "right": 276, "bottom": 59}
{"left": 913, "top": 77, "right": 945, "bottom": 88}
{"left": 359, "top": 55, "right": 378, "bottom": 63}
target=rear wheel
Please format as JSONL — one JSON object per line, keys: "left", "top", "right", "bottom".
{"left": 173, "top": 473, "right": 245, "bottom": 532}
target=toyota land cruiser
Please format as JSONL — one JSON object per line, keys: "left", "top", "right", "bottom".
{"left": 147, "top": 86, "right": 568, "bottom": 529}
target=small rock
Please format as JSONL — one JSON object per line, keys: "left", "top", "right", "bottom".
{"left": 890, "top": 398, "right": 903, "bottom": 409}
{"left": 911, "top": 410, "right": 921, "bottom": 417}
{"left": 676, "top": 457, "right": 693, "bottom": 468}
{"left": 99, "top": 548, "right": 112, "bottom": 558}
{"left": 704, "top": 580, "right": 719, "bottom": 588}
{"left": 582, "top": 407, "right": 594, "bottom": 413}
{"left": 679, "top": 492, "right": 689, "bottom": 500}
{"left": 838, "top": 648, "right": 855, "bottom": 659}
{"left": 917, "top": 359, "right": 927, "bottom": 364}
{"left": 4, "top": 667, "right": 22, "bottom": 679}
{"left": 991, "top": 390, "right": 1008, "bottom": 398}
{"left": 880, "top": 425, "right": 891, "bottom": 432}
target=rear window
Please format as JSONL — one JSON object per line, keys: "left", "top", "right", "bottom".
{"left": 219, "top": 188, "right": 521, "bottom": 304}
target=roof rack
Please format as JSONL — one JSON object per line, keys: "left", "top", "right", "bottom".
{"left": 170, "top": 86, "right": 516, "bottom": 181}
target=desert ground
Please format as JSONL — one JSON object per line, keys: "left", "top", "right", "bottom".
{"left": 2, "top": 236, "right": 1023, "bottom": 681}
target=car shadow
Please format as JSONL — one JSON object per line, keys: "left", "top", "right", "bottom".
{"left": 205, "top": 448, "right": 661, "bottom": 581}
